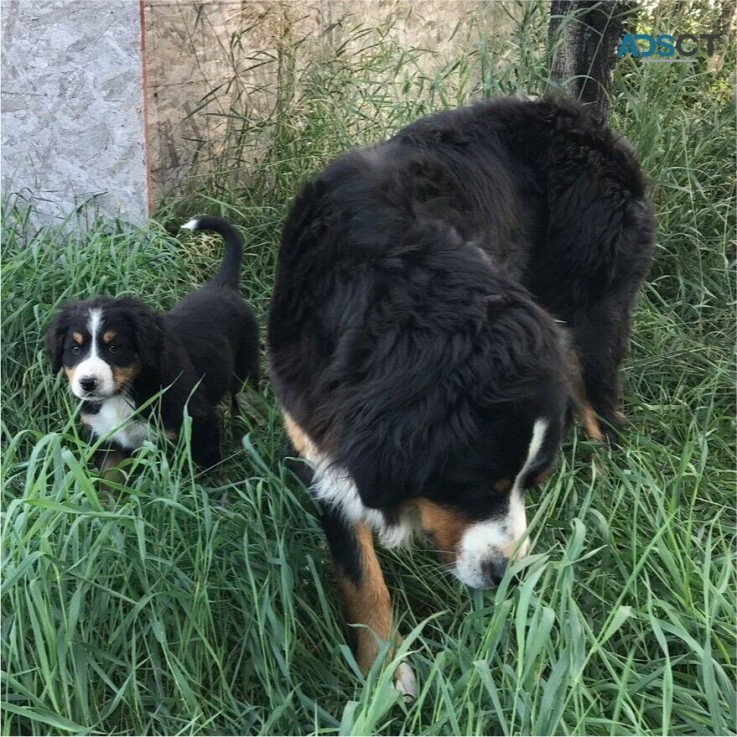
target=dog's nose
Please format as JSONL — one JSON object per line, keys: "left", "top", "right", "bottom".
{"left": 79, "top": 377, "right": 98, "bottom": 392}
{"left": 482, "top": 557, "right": 509, "bottom": 586}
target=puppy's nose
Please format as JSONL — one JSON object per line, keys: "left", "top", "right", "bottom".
{"left": 482, "top": 557, "right": 509, "bottom": 586}
{"left": 79, "top": 377, "right": 98, "bottom": 392}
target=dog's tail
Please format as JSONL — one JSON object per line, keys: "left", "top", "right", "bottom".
{"left": 182, "top": 216, "right": 243, "bottom": 289}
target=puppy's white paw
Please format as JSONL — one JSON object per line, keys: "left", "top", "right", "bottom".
{"left": 394, "top": 661, "right": 417, "bottom": 702}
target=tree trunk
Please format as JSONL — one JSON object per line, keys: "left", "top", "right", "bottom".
{"left": 548, "top": 1, "right": 634, "bottom": 116}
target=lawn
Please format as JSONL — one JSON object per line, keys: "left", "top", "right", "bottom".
{"left": 1, "top": 6, "right": 735, "bottom": 736}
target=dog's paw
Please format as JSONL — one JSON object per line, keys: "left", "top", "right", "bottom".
{"left": 394, "top": 661, "right": 417, "bottom": 702}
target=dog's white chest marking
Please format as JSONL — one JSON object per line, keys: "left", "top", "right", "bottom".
{"left": 311, "top": 463, "right": 418, "bottom": 547}
{"left": 83, "top": 395, "right": 148, "bottom": 450}
{"left": 283, "top": 413, "right": 417, "bottom": 547}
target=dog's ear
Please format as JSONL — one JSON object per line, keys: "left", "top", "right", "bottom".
{"left": 44, "top": 306, "right": 74, "bottom": 373}
{"left": 118, "top": 298, "right": 163, "bottom": 368}
{"left": 344, "top": 445, "right": 398, "bottom": 509}
{"left": 340, "top": 424, "right": 434, "bottom": 509}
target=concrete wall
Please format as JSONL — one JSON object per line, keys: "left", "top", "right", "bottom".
{"left": 1, "top": 0, "right": 149, "bottom": 226}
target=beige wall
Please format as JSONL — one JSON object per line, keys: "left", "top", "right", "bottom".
{"left": 143, "top": 0, "right": 512, "bottom": 205}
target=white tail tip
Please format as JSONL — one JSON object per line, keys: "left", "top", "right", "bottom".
{"left": 181, "top": 218, "right": 199, "bottom": 231}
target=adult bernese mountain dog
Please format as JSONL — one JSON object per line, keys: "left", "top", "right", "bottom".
{"left": 268, "top": 95, "right": 654, "bottom": 696}
{"left": 45, "top": 216, "right": 259, "bottom": 473}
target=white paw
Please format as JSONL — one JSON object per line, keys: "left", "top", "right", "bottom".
{"left": 394, "top": 661, "right": 417, "bottom": 702}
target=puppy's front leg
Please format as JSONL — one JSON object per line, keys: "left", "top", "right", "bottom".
{"left": 321, "top": 507, "right": 417, "bottom": 699}
{"left": 96, "top": 447, "right": 128, "bottom": 500}
{"left": 98, "top": 447, "right": 127, "bottom": 475}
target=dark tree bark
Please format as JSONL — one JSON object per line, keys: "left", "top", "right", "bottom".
{"left": 548, "top": 1, "right": 635, "bottom": 115}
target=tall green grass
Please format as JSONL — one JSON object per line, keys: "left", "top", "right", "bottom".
{"left": 2, "top": 2, "right": 735, "bottom": 734}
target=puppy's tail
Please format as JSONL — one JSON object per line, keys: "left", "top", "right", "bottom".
{"left": 182, "top": 216, "right": 243, "bottom": 289}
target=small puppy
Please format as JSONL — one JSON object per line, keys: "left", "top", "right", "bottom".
{"left": 45, "top": 216, "right": 259, "bottom": 471}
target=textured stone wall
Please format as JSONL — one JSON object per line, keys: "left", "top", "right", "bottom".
{"left": 1, "top": 0, "right": 148, "bottom": 226}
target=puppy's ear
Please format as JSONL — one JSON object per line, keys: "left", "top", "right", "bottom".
{"left": 44, "top": 306, "right": 73, "bottom": 373}
{"left": 118, "top": 298, "right": 163, "bottom": 368}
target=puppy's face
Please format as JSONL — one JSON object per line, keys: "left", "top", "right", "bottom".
{"left": 45, "top": 299, "right": 157, "bottom": 402}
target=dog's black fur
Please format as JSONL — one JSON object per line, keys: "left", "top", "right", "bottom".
{"left": 269, "top": 95, "right": 654, "bottom": 611}
{"left": 46, "top": 216, "right": 259, "bottom": 469}
{"left": 270, "top": 96, "right": 653, "bottom": 510}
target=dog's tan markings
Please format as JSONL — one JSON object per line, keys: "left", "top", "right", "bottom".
{"left": 282, "top": 411, "right": 414, "bottom": 693}
{"left": 72, "top": 332, "right": 84, "bottom": 345}
{"left": 414, "top": 499, "right": 471, "bottom": 561}
{"left": 567, "top": 344, "right": 605, "bottom": 442}
{"left": 97, "top": 449, "right": 128, "bottom": 500}
{"left": 282, "top": 410, "right": 324, "bottom": 460}
{"left": 102, "top": 331, "right": 117, "bottom": 344}
{"left": 337, "top": 522, "right": 396, "bottom": 673}
{"left": 64, "top": 366, "right": 77, "bottom": 383}
{"left": 533, "top": 467, "right": 553, "bottom": 486}
{"left": 579, "top": 401, "right": 604, "bottom": 442}
{"left": 112, "top": 360, "right": 141, "bottom": 392}
{"left": 99, "top": 448, "right": 126, "bottom": 476}
{"left": 494, "top": 478, "right": 512, "bottom": 493}
{"left": 283, "top": 412, "right": 308, "bottom": 455}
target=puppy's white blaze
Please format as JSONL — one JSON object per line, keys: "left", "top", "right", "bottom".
{"left": 71, "top": 356, "right": 115, "bottom": 398}
{"left": 72, "top": 308, "right": 115, "bottom": 398}
{"left": 454, "top": 418, "right": 548, "bottom": 588}
{"left": 87, "top": 308, "right": 103, "bottom": 357}
{"left": 181, "top": 219, "right": 200, "bottom": 231}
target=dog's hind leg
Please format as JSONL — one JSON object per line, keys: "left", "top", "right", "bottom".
{"left": 566, "top": 341, "right": 605, "bottom": 442}
{"left": 230, "top": 336, "right": 260, "bottom": 418}
{"left": 190, "top": 409, "right": 222, "bottom": 468}
{"left": 567, "top": 297, "right": 634, "bottom": 442}
{"left": 236, "top": 316, "right": 261, "bottom": 391}
{"left": 321, "top": 508, "right": 417, "bottom": 700}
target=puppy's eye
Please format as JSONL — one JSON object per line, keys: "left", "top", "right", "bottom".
{"left": 70, "top": 345, "right": 81, "bottom": 354}
{"left": 107, "top": 344, "right": 118, "bottom": 353}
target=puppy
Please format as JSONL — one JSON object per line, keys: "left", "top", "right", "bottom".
{"left": 267, "top": 95, "right": 654, "bottom": 695}
{"left": 45, "top": 216, "right": 259, "bottom": 472}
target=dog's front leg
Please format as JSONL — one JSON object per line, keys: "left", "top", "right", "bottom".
{"left": 321, "top": 507, "right": 417, "bottom": 700}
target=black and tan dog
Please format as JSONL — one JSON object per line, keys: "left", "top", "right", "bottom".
{"left": 268, "top": 96, "right": 654, "bottom": 695}
{"left": 45, "top": 216, "right": 259, "bottom": 472}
